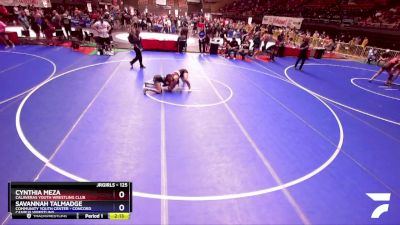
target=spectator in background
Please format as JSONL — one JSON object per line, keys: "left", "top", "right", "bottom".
{"left": 146, "top": 16, "right": 152, "bottom": 31}
{"left": 320, "top": 31, "right": 326, "bottom": 39}
{"left": 74, "top": 7, "right": 81, "bottom": 18}
{"left": 166, "top": 17, "right": 171, "bottom": 33}
{"left": 0, "top": 5, "right": 8, "bottom": 21}
{"left": 312, "top": 30, "right": 319, "bottom": 39}
{"left": 122, "top": 9, "right": 131, "bottom": 28}
{"left": 52, "top": 10, "right": 62, "bottom": 40}
{"left": 252, "top": 32, "right": 261, "bottom": 55}
{"left": 198, "top": 18, "right": 205, "bottom": 31}
{"left": 205, "top": 32, "right": 211, "bottom": 52}
{"left": 0, "top": 3, "right": 395, "bottom": 54}
{"left": 238, "top": 36, "right": 251, "bottom": 60}
{"left": 354, "top": 36, "right": 361, "bottom": 45}
{"left": 12, "top": 6, "right": 19, "bottom": 24}
{"left": 18, "top": 11, "right": 30, "bottom": 31}
{"left": 226, "top": 37, "right": 239, "bottom": 59}
{"left": 42, "top": 17, "right": 55, "bottom": 46}
{"left": 346, "top": 34, "right": 352, "bottom": 43}
{"left": 30, "top": 10, "right": 41, "bottom": 40}
{"left": 52, "top": 10, "right": 61, "bottom": 27}
{"left": 361, "top": 37, "right": 369, "bottom": 48}
{"left": 367, "top": 48, "right": 378, "bottom": 64}
{"left": 349, "top": 37, "right": 355, "bottom": 45}
{"left": 140, "top": 17, "right": 146, "bottom": 31}
{"left": 177, "top": 26, "right": 188, "bottom": 53}
{"left": 104, "top": 12, "right": 114, "bottom": 40}
{"left": 324, "top": 37, "right": 335, "bottom": 52}
{"left": 62, "top": 11, "right": 71, "bottom": 39}
{"left": 24, "top": 7, "right": 30, "bottom": 17}
{"left": 0, "top": 5, "right": 6, "bottom": 14}
{"left": 192, "top": 18, "right": 198, "bottom": 35}
{"left": 93, "top": 17, "right": 112, "bottom": 55}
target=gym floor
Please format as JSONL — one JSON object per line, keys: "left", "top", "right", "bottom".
{"left": 0, "top": 45, "right": 399, "bottom": 224}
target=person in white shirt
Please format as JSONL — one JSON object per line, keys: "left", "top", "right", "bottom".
{"left": 166, "top": 19, "right": 171, "bottom": 33}
{"left": 93, "top": 18, "right": 112, "bottom": 55}
{"left": 367, "top": 48, "right": 377, "bottom": 64}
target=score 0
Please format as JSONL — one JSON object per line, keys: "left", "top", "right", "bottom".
{"left": 115, "top": 183, "right": 130, "bottom": 212}
{"left": 118, "top": 190, "right": 126, "bottom": 212}
{"left": 116, "top": 183, "right": 129, "bottom": 200}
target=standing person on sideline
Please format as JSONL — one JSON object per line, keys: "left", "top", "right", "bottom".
{"left": 0, "top": 19, "right": 15, "bottom": 48}
{"left": 42, "top": 18, "right": 55, "bottom": 46}
{"left": 62, "top": 11, "right": 71, "bottom": 39}
{"left": 18, "top": 11, "right": 30, "bottom": 32}
{"left": 93, "top": 17, "right": 112, "bottom": 55}
{"left": 198, "top": 28, "right": 206, "bottom": 53}
{"left": 29, "top": 10, "right": 41, "bottom": 40}
{"left": 294, "top": 38, "right": 310, "bottom": 71}
{"left": 129, "top": 27, "right": 145, "bottom": 69}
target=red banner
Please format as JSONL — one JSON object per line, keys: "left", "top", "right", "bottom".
{"left": 262, "top": 16, "right": 304, "bottom": 29}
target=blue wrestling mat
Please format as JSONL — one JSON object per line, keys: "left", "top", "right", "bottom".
{"left": 0, "top": 45, "right": 399, "bottom": 225}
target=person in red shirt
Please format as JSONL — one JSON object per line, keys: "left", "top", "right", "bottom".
{"left": 197, "top": 18, "right": 205, "bottom": 31}
{"left": 0, "top": 19, "right": 15, "bottom": 49}
{"left": 91, "top": 11, "right": 99, "bottom": 21}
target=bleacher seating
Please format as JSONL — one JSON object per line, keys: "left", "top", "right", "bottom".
{"left": 217, "top": 0, "right": 399, "bottom": 29}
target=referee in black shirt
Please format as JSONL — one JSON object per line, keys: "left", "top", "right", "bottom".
{"left": 129, "top": 28, "right": 145, "bottom": 69}
{"left": 294, "top": 39, "right": 310, "bottom": 71}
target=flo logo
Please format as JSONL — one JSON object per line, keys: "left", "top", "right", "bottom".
{"left": 366, "top": 193, "right": 391, "bottom": 219}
